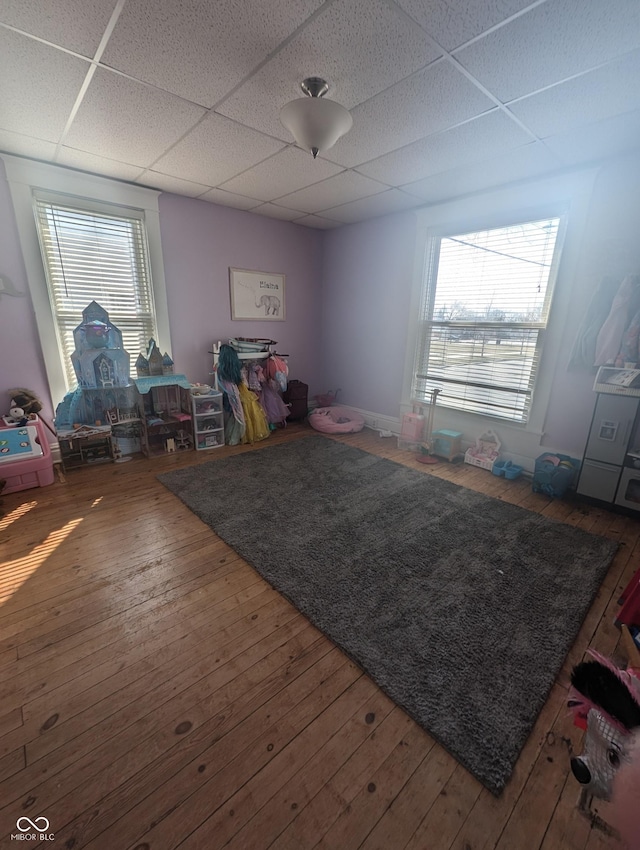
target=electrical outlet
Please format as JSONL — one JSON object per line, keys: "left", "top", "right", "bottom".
{"left": 371, "top": 418, "right": 378, "bottom": 428}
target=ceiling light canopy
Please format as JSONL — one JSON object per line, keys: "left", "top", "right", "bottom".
{"left": 280, "top": 77, "right": 353, "bottom": 159}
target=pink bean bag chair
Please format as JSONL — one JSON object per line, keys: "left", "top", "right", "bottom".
{"left": 309, "top": 405, "right": 365, "bottom": 434}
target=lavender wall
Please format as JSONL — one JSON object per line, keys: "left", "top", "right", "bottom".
{"left": 321, "top": 154, "right": 640, "bottom": 460}
{"left": 0, "top": 160, "right": 324, "bottom": 432}
{"left": 321, "top": 211, "right": 416, "bottom": 414}
{"left": 158, "top": 194, "right": 324, "bottom": 393}
{"left": 0, "top": 158, "right": 52, "bottom": 421}
{"left": 542, "top": 154, "right": 640, "bottom": 454}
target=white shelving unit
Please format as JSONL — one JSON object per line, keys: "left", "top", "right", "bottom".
{"left": 191, "top": 390, "right": 224, "bottom": 450}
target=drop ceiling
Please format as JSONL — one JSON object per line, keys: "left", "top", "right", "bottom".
{"left": 1, "top": 0, "right": 639, "bottom": 229}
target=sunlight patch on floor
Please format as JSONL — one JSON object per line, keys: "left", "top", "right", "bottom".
{"left": 0, "top": 500, "right": 37, "bottom": 532}
{"left": 0, "top": 517, "right": 84, "bottom": 604}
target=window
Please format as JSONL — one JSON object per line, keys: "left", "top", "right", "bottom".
{"left": 413, "top": 216, "right": 564, "bottom": 423}
{"left": 34, "top": 195, "right": 158, "bottom": 390}
{"left": 2, "top": 154, "right": 171, "bottom": 408}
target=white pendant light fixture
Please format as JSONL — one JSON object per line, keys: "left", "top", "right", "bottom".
{"left": 280, "top": 77, "right": 353, "bottom": 159}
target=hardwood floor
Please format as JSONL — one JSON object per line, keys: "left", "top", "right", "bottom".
{"left": 0, "top": 424, "right": 633, "bottom": 849}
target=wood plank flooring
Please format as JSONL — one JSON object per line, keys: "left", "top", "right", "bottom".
{"left": 0, "top": 424, "right": 632, "bottom": 849}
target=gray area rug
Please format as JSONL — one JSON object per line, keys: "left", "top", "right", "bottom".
{"left": 158, "top": 435, "right": 617, "bottom": 795}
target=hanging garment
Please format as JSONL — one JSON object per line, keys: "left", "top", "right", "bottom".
{"left": 247, "top": 362, "right": 264, "bottom": 392}
{"left": 595, "top": 275, "right": 640, "bottom": 366}
{"left": 569, "top": 276, "right": 620, "bottom": 370}
{"left": 259, "top": 379, "right": 290, "bottom": 425}
{"left": 217, "top": 343, "right": 244, "bottom": 385}
{"left": 620, "top": 308, "right": 640, "bottom": 366}
{"left": 218, "top": 377, "right": 245, "bottom": 446}
{"left": 238, "top": 383, "right": 270, "bottom": 443}
{"left": 266, "top": 354, "right": 289, "bottom": 392}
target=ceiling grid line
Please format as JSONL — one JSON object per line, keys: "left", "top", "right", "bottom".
{"left": 54, "top": 0, "right": 129, "bottom": 158}
{"left": 0, "top": 0, "right": 638, "bottom": 226}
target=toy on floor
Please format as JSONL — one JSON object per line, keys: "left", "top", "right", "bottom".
{"left": 568, "top": 651, "right": 640, "bottom": 836}
{"left": 308, "top": 405, "right": 364, "bottom": 434}
{"left": 465, "top": 429, "right": 501, "bottom": 470}
{"left": 610, "top": 728, "right": 640, "bottom": 848}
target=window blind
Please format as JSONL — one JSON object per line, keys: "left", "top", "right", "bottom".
{"left": 34, "top": 198, "right": 157, "bottom": 390}
{"left": 414, "top": 217, "right": 562, "bottom": 423}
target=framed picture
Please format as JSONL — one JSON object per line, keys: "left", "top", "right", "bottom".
{"left": 229, "top": 268, "right": 286, "bottom": 321}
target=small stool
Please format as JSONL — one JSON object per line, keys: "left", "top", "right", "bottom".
{"left": 431, "top": 429, "right": 463, "bottom": 462}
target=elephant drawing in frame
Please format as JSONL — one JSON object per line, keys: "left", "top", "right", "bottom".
{"left": 255, "top": 294, "right": 281, "bottom": 316}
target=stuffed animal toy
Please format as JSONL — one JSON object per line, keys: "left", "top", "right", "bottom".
{"left": 8, "top": 388, "right": 43, "bottom": 418}
{"left": 568, "top": 651, "right": 640, "bottom": 801}
{"left": 7, "top": 406, "right": 29, "bottom": 427}
{"left": 6, "top": 388, "right": 56, "bottom": 436}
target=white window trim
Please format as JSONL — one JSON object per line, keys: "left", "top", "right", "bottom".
{"left": 402, "top": 168, "right": 598, "bottom": 448}
{"left": 2, "top": 154, "right": 171, "bottom": 407}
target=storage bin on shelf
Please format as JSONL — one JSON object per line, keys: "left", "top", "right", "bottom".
{"left": 464, "top": 429, "right": 501, "bottom": 470}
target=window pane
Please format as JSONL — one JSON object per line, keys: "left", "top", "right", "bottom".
{"left": 414, "top": 217, "right": 561, "bottom": 423}
{"left": 35, "top": 199, "right": 157, "bottom": 390}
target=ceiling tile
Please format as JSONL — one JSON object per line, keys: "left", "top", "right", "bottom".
{"left": 320, "top": 188, "right": 422, "bottom": 223}
{"left": 402, "top": 141, "right": 561, "bottom": 203}
{"left": 324, "top": 60, "right": 494, "bottom": 168}
{"left": 510, "top": 50, "right": 640, "bottom": 139}
{"left": 250, "top": 204, "right": 302, "bottom": 221}
{"left": 0, "top": 28, "right": 89, "bottom": 142}
{"left": 543, "top": 109, "right": 640, "bottom": 166}
{"left": 0, "top": 129, "right": 56, "bottom": 161}
{"left": 63, "top": 68, "right": 206, "bottom": 167}
{"left": 395, "top": 0, "right": 535, "bottom": 50}
{"left": 219, "top": 146, "right": 344, "bottom": 201}
{"left": 199, "top": 188, "right": 262, "bottom": 210}
{"left": 138, "top": 171, "right": 210, "bottom": 197}
{"left": 57, "top": 146, "right": 144, "bottom": 181}
{"left": 153, "top": 113, "right": 285, "bottom": 186}
{"left": 455, "top": 0, "right": 640, "bottom": 103}
{"left": 276, "top": 170, "right": 388, "bottom": 213}
{"left": 101, "top": 0, "right": 324, "bottom": 108}
{"left": 357, "top": 110, "right": 531, "bottom": 186}
{"left": 0, "top": 130, "right": 56, "bottom": 162}
{"left": 0, "top": 0, "right": 118, "bottom": 57}
{"left": 294, "top": 215, "right": 342, "bottom": 229}
{"left": 218, "top": 0, "right": 441, "bottom": 139}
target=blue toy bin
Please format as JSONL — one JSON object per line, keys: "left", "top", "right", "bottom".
{"left": 532, "top": 453, "right": 580, "bottom": 498}
{"left": 493, "top": 459, "right": 523, "bottom": 479}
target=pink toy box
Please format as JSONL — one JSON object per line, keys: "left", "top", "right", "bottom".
{"left": 0, "top": 419, "right": 55, "bottom": 494}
